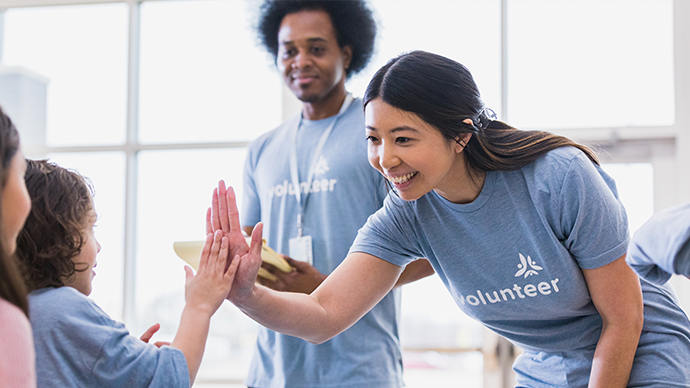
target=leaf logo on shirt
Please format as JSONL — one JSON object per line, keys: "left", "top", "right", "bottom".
{"left": 313, "top": 155, "right": 330, "bottom": 176}
{"left": 515, "top": 253, "right": 543, "bottom": 278}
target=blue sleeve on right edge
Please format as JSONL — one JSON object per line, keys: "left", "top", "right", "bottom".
{"left": 627, "top": 203, "right": 690, "bottom": 284}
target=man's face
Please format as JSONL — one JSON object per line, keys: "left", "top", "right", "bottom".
{"left": 276, "top": 9, "right": 352, "bottom": 103}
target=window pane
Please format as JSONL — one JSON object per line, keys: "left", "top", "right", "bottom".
{"left": 136, "top": 148, "right": 253, "bottom": 381}
{"left": 508, "top": 0, "right": 674, "bottom": 129}
{"left": 139, "top": 0, "right": 283, "bottom": 144}
{"left": 602, "top": 163, "right": 654, "bottom": 234}
{"left": 3, "top": 4, "right": 128, "bottom": 146}
{"left": 348, "top": 0, "right": 501, "bottom": 115}
{"left": 44, "top": 152, "right": 126, "bottom": 321}
{"left": 401, "top": 276, "right": 483, "bottom": 387}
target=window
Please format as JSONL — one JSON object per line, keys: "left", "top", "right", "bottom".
{"left": 507, "top": 0, "right": 674, "bottom": 129}
{"left": 3, "top": 3, "right": 128, "bottom": 146}
{"left": 139, "top": 0, "right": 282, "bottom": 144}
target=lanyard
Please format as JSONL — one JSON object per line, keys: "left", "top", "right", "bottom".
{"left": 289, "top": 93, "right": 354, "bottom": 237}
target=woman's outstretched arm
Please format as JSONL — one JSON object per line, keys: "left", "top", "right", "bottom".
{"left": 211, "top": 181, "right": 403, "bottom": 344}
{"left": 232, "top": 251, "right": 403, "bottom": 344}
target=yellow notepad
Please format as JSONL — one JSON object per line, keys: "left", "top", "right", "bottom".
{"left": 173, "top": 238, "right": 293, "bottom": 281}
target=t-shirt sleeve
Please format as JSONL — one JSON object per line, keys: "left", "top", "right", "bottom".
{"left": 63, "top": 293, "right": 189, "bottom": 387}
{"left": 241, "top": 142, "right": 261, "bottom": 228}
{"left": 349, "top": 195, "right": 422, "bottom": 267}
{"left": 626, "top": 203, "right": 690, "bottom": 284}
{"left": 94, "top": 330, "right": 189, "bottom": 388}
{"left": 558, "top": 153, "right": 630, "bottom": 269}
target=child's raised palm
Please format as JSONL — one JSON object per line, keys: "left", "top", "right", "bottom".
{"left": 184, "top": 230, "right": 238, "bottom": 315}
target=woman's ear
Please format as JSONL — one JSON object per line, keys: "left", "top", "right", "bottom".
{"left": 453, "top": 133, "right": 472, "bottom": 153}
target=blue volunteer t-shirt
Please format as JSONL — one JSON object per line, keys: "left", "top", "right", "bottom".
{"left": 242, "top": 97, "right": 403, "bottom": 388}
{"left": 351, "top": 147, "right": 690, "bottom": 387}
{"left": 29, "top": 287, "right": 189, "bottom": 388}
{"left": 627, "top": 202, "right": 690, "bottom": 284}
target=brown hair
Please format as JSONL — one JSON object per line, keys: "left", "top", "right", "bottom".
{"left": 364, "top": 51, "right": 599, "bottom": 174}
{"left": 0, "top": 106, "right": 29, "bottom": 316}
{"left": 16, "top": 159, "right": 94, "bottom": 292}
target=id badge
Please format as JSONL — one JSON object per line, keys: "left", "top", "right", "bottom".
{"left": 289, "top": 235, "right": 313, "bottom": 265}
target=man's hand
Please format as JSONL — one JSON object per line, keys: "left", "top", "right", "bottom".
{"left": 257, "top": 256, "right": 327, "bottom": 294}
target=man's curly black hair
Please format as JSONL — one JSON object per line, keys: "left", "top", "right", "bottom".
{"left": 257, "top": 0, "right": 377, "bottom": 78}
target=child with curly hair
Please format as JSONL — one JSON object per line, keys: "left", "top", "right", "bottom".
{"left": 16, "top": 159, "right": 248, "bottom": 387}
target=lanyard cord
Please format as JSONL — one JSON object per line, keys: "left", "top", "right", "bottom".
{"left": 288, "top": 94, "right": 354, "bottom": 237}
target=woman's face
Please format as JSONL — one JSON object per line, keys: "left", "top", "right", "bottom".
{"left": 365, "top": 98, "right": 468, "bottom": 202}
{"left": 63, "top": 209, "right": 100, "bottom": 296}
{"left": 1, "top": 151, "right": 31, "bottom": 255}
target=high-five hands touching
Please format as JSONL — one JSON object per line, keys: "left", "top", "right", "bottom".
{"left": 207, "top": 180, "right": 264, "bottom": 302}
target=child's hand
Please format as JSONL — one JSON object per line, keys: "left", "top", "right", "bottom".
{"left": 139, "top": 323, "right": 171, "bottom": 348}
{"left": 183, "top": 230, "right": 239, "bottom": 317}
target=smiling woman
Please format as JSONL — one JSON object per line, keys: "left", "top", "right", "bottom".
{"left": 219, "top": 51, "right": 690, "bottom": 388}
{"left": 365, "top": 99, "right": 479, "bottom": 203}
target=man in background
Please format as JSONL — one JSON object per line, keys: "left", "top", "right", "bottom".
{"left": 241, "top": 1, "right": 433, "bottom": 387}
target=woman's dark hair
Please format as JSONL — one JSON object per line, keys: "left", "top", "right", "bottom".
{"left": 256, "top": 0, "right": 377, "bottom": 78}
{"left": 364, "top": 51, "right": 599, "bottom": 172}
{"left": 16, "top": 159, "right": 94, "bottom": 292}
{"left": 0, "top": 106, "right": 29, "bottom": 316}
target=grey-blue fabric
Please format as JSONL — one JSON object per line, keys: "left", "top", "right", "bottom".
{"left": 242, "top": 98, "right": 403, "bottom": 388}
{"left": 28, "top": 287, "right": 189, "bottom": 388}
{"left": 351, "top": 147, "right": 690, "bottom": 386}
{"left": 627, "top": 202, "right": 690, "bottom": 284}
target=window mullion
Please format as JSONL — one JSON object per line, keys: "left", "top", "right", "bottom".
{"left": 123, "top": 0, "right": 140, "bottom": 329}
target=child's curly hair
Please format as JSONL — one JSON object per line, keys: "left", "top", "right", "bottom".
{"left": 16, "top": 160, "right": 95, "bottom": 292}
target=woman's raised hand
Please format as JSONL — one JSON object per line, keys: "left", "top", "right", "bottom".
{"left": 207, "top": 180, "right": 264, "bottom": 301}
{"left": 207, "top": 181, "right": 250, "bottom": 261}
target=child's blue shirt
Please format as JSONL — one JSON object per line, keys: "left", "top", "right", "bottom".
{"left": 29, "top": 287, "right": 189, "bottom": 388}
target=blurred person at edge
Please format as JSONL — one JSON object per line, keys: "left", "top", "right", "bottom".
{"left": 0, "top": 106, "right": 35, "bottom": 388}
{"left": 627, "top": 203, "right": 690, "bottom": 284}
